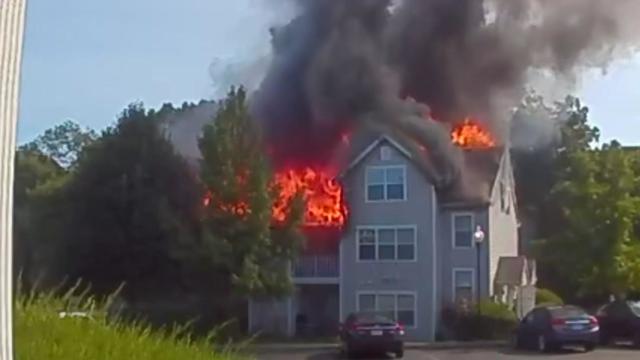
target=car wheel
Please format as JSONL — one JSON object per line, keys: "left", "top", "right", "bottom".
{"left": 585, "top": 343, "right": 596, "bottom": 352}
{"left": 395, "top": 349, "right": 404, "bottom": 358}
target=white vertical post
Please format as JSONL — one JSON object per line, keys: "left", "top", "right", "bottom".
{"left": 1, "top": 1, "right": 27, "bottom": 359}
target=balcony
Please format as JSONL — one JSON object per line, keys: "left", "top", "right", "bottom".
{"left": 292, "top": 255, "right": 339, "bottom": 281}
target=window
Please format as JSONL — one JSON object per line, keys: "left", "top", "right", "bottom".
{"left": 357, "top": 227, "right": 416, "bottom": 261}
{"left": 453, "top": 269, "right": 474, "bottom": 303}
{"left": 453, "top": 213, "right": 473, "bottom": 248}
{"left": 366, "top": 166, "right": 406, "bottom": 201}
{"left": 358, "top": 229, "right": 376, "bottom": 260}
{"left": 357, "top": 293, "right": 416, "bottom": 327}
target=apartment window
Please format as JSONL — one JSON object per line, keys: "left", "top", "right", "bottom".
{"left": 357, "top": 293, "right": 416, "bottom": 327}
{"left": 453, "top": 213, "right": 473, "bottom": 248}
{"left": 357, "top": 227, "right": 416, "bottom": 261}
{"left": 366, "top": 166, "right": 406, "bottom": 201}
{"left": 358, "top": 229, "right": 376, "bottom": 260}
{"left": 454, "top": 269, "right": 475, "bottom": 303}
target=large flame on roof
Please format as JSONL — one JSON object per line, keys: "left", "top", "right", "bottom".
{"left": 203, "top": 167, "right": 347, "bottom": 228}
{"left": 451, "top": 118, "right": 496, "bottom": 149}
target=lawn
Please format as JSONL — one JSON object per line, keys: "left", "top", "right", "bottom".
{"left": 14, "top": 284, "right": 249, "bottom": 360}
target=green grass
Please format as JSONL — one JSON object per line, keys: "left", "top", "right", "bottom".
{"left": 15, "top": 283, "right": 250, "bottom": 360}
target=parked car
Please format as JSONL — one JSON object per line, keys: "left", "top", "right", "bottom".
{"left": 596, "top": 300, "right": 640, "bottom": 347}
{"left": 338, "top": 312, "right": 404, "bottom": 358}
{"left": 511, "top": 305, "right": 599, "bottom": 352}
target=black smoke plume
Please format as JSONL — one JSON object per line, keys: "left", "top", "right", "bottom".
{"left": 251, "top": 0, "right": 640, "bottom": 186}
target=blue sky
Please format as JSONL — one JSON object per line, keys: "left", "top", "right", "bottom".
{"left": 18, "top": 0, "right": 640, "bottom": 145}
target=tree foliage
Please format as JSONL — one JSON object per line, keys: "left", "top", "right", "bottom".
{"left": 199, "top": 87, "right": 304, "bottom": 297}
{"left": 21, "top": 120, "right": 96, "bottom": 167}
{"left": 61, "top": 104, "right": 202, "bottom": 298}
{"left": 539, "top": 142, "right": 640, "bottom": 298}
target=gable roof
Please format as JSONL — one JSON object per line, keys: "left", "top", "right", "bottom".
{"left": 340, "top": 134, "right": 413, "bottom": 177}
{"left": 340, "top": 130, "right": 507, "bottom": 205}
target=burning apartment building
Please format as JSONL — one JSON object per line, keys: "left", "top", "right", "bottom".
{"left": 165, "top": 0, "right": 640, "bottom": 341}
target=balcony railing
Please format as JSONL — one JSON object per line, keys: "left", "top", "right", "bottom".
{"left": 292, "top": 255, "right": 339, "bottom": 278}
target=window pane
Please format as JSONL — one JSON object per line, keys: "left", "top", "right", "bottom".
{"left": 366, "top": 168, "right": 385, "bottom": 184}
{"left": 378, "top": 295, "right": 396, "bottom": 320}
{"left": 397, "top": 229, "right": 414, "bottom": 244}
{"left": 358, "top": 229, "right": 375, "bottom": 244}
{"left": 455, "top": 287, "right": 473, "bottom": 302}
{"left": 359, "top": 245, "right": 375, "bottom": 260}
{"left": 397, "top": 295, "right": 414, "bottom": 310}
{"left": 397, "top": 244, "right": 414, "bottom": 260}
{"left": 367, "top": 185, "right": 384, "bottom": 201}
{"left": 455, "top": 230, "right": 472, "bottom": 247}
{"left": 359, "top": 294, "right": 376, "bottom": 311}
{"left": 385, "top": 167, "right": 404, "bottom": 184}
{"left": 387, "top": 184, "right": 404, "bottom": 200}
{"left": 397, "top": 310, "right": 415, "bottom": 327}
{"left": 379, "top": 245, "right": 395, "bottom": 260}
{"left": 454, "top": 215, "right": 472, "bottom": 231}
{"left": 379, "top": 229, "right": 394, "bottom": 244}
{"left": 455, "top": 271, "right": 473, "bottom": 287}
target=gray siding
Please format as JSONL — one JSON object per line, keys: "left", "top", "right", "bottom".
{"left": 340, "top": 140, "right": 437, "bottom": 341}
{"left": 437, "top": 207, "right": 490, "bottom": 308}
{"left": 488, "top": 153, "right": 519, "bottom": 294}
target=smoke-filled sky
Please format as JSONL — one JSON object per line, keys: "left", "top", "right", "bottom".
{"left": 18, "top": 0, "right": 640, "bottom": 145}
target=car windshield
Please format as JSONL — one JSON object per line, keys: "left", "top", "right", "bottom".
{"left": 549, "top": 306, "right": 587, "bottom": 318}
{"left": 629, "top": 302, "right": 640, "bottom": 316}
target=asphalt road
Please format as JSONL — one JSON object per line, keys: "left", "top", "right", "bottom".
{"left": 256, "top": 346, "right": 639, "bottom": 360}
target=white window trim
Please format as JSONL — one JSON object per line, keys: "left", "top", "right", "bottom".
{"left": 452, "top": 268, "right": 476, "bottom": 302}
{"left": 356, "top": 225, "right": 418, "bottom": 263}
{"left": 451, "top": 212, "right": 475, "bottom": 249}
{"left": 364, "top": 165, "right": 407, "bottom": 203}
{"left": 356, "top": 291, "right": 418, "bottom": 329}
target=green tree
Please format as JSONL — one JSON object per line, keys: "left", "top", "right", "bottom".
{"left": 13, "top": 149, "right": 67, "bottom": 288}
{"left": 199, "top": 87, "right": 303, "bottom": 297}
{"left": 63, "top": 104, "right": 201, "bottom": 298}
{"left": 21, "top": 120, "right": 97, "bottom": 167}
{"left": 538, "top": 142, "right": 640, "bottom": 299}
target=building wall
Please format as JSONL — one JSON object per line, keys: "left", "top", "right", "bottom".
{"left": 0, "top": 1, "right": 28, "bottom": 358}
{"left": 340, "top": 139, "right": 437, "bottom": 341}
{"left": 488, "top": 152, "right": 520, "bottom": 295}
{"left": 437, "top": 206, "right": 490, "bottom": 306}
{"left": 248, "top": 297, "right": 291, "bottom": 337}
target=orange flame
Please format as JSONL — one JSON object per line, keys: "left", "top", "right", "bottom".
{"left": 203, "top": 168, "right": 348, "bottom": 228}
{"left": 273, "top": 168, "right": 347, "bottom": 227}
{"left": 451, "top": 118, "right": 496, "bottom": 149}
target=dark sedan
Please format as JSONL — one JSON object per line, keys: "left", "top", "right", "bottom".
{"left": 596, "top": 300, "right": 640, "bottom": 347}
{"left": 512, "top": 305, "right": 599, "bottom": 352}
{"left": 339, "top": 312, "right": 405, "bottom": 358}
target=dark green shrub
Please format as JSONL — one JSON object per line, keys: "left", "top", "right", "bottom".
{"left": 536, "top": 288, "right": 564, "bottom": 306}
{"left": 440, "top": 300, "right": 517, "bottom": 341}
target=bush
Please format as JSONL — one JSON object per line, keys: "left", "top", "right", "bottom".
{"left": 440, "top": 300, "right": 518, "bottom": 341}
{"left": 14, "top": 284, "right": 247, "bottom": 360}
{"left": 536, "top": 288, "right": 564, "bottom": 306}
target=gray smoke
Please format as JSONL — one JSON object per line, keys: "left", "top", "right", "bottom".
{"left": 251, "top": 0, "right": 640, "bottom": 185}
